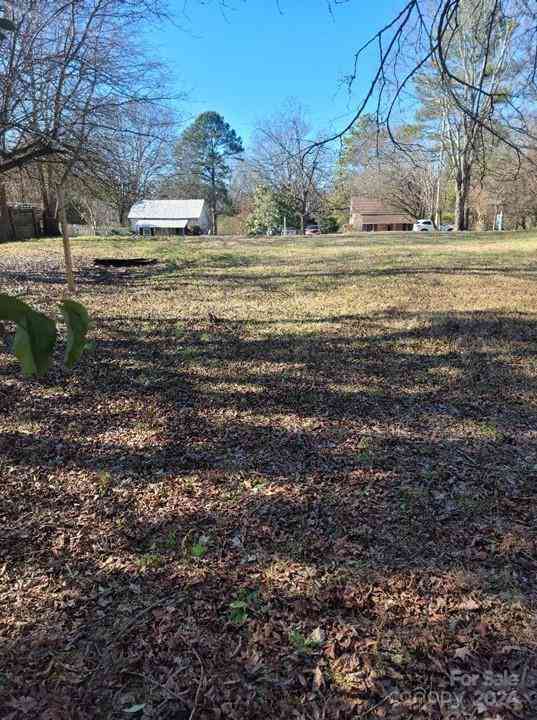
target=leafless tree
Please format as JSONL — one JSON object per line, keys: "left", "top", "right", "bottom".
{"left": 474, "top": 134, "right": 537, "bottom": 228}
{"left": 87, "top": 102, "right": 177, "bottom": 225}
{"left": 412, "top": 1, "right": 516, "bottom": 228}
{"left": 66, "top": 176, "right": 117, "bottom": 235}
{"left": 302, "top": 1, "right": 534, "bottom": 148}
{"left": 179, "top": 1, "right": 537, "bottom": 162}
{"left": 0, "top": 0, "right": 173, "bottom": 289}
{"left": 296, "top": 0, "right": 531, "bottom": 229}
{"left": 0, "top": 0, "right": 170, "bottom": 175}
{"left": 339, "top": 116, "right": 437, "bottom": 220}
{"left": 248, "top": 102, "right": 333, "bottom": 232}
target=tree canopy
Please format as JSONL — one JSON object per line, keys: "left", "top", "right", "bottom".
{"left": 171, "top": 112, "right": 244, "bottom": 234}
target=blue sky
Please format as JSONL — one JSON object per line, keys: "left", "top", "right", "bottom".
{"left": 148, "top": 0, "right": 400, "bottom": 144}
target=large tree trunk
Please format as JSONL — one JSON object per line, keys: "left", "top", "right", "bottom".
{"left": 118, "top": 196, "right": 130, "bottom": 226}
{"left": 39, "top": 166, "right": 61, "bottom": 236}
{"left": 0, "top": 183, "right": 15, "bottom": 241}
{"left": 42, "top": 201, "right": 60, "bottom": 236}
{"left": 454, "top": 167, "right": 471, "bottom": 231}
{"left": 210, "top": 166, "right": 217, "bottom": 235}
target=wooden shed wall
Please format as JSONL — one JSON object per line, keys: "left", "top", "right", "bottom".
{"left": 0, "top": 208, "right": 41, "bottom": 242}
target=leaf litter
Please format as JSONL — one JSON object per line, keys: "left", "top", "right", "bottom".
{"left": 1, "top": 234, "right": 537, "bottom": 718}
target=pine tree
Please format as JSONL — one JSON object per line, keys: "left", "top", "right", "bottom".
{"left": 173, "top": 112, "right": 243, "bottom": 234}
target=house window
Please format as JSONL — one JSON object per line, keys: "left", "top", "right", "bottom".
{"left": 363, "top": 224, "right": 374, "bottom": 232}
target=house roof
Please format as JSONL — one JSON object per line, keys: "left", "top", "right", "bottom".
{"left": 351, "top": 198, "right": 389, "bottom": 214}
{"left": 350, "top": 197, "right": 411, "bottom": 215}
{"left": 351, "top": 197, "right": 413, "bottom": 224}
{"left": 128, "top": 199, "right": 205, "bottom": 220}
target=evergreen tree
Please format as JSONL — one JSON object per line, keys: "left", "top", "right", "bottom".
{"left": 173, "top": 112, "right": 243, "bottom": 234}
{"left": 245, "top": 186, "right": 300, "bottom": 236}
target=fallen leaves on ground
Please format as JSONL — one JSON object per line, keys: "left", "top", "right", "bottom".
{"left": 1, "top": 233, "right": 537, "bottom": 719}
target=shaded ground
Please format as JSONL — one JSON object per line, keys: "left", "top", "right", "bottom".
{"left": 1, "top": 232, "right": 537, "bottom": 719}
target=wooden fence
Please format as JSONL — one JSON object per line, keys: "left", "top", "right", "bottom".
{"left": 0, "top": 207, "right": 42, "bottom": 242}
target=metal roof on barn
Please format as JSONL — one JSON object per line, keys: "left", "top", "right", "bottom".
{"left": 128, "top": 199, "right": 205, "bottom": 220}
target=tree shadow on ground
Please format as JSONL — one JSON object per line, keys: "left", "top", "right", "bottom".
{"left": 1, "top": 309, "right": 537, "bottom": 718}
{"left": 0, "top": 262, "right": 174, "bottom": 288}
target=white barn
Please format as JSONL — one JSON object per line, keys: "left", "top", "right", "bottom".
{"left": 128, "top": 199, "right": 210, "bottom": 236}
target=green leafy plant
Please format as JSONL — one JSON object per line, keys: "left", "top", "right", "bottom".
{"left": 96, "top": 471, "right": 112, "bottom": 496}
{"left": 357, "top": 437, "right": 372, "bottom": 463}
{"left": 289, "top": 627, "right": 324, "bottom": 654}
{"left": 163, "top": 529, "right": 178, "bottom": 549}
{"left": 0, "top": 293, "right": 90, "bottom": 376}
{"left": 228, "top": 599, "right": 249, "bottom": 625}
{"left": 319, "top": 215, "right": 340, "bottom": 234}
{"left": 62, "top": 299, "right": 90, "bottom": 367}
{"left": 227, "top": 589, "right": 258, "bottom": 625}
{"left": 191, "top": 535, "right": 209, "bottom": 558}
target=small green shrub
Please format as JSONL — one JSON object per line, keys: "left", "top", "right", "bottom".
{"left": 191, "top": 535, "right": 209, "bottom": 558}
{"left": 227, "top": 589, "right": 258, "bottom": 625}
{"left": 163, "top": 530, "right": 178, "bottom": 549}
{"left": 289, "top": 627, "right": 324, "bottom": 654}
{"left": 96, "top": 471, "right": 112, "bottom": 496}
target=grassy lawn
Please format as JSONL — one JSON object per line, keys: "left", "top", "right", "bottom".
{"left": 1, "top": 231, "right": 537, "bottom": 718}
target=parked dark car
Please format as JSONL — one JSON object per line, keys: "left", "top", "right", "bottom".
{"left": 305, "top": 224, "right": 321, "bottom": 235}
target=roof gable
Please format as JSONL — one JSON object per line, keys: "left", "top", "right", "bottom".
{"left": 351, "top": 197, "right": 403, "bottom": 215}
{"left": 128, "top": 199, "right": 205, "bottom": 220}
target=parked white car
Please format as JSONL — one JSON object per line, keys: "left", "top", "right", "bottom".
{"left": 413, "top": 219, "right": 435, "bottom": 232}
{"left": 440, "top": 223, "right": 454, "bottom": 232}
